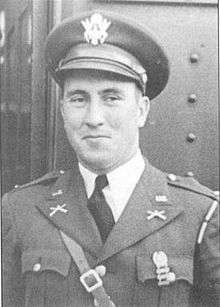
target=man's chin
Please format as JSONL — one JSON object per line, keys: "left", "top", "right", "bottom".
{"left": 78, "top": 154, "right": 115, "bottom": 173}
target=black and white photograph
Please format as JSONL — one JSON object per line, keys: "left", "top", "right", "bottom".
{"left": 0, "top": 0, "right": 219, "bottom": 306}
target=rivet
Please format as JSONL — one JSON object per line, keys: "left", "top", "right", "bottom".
{"left": 187, "top": 133, "right": 197, "bottom": 143}
{"left": 190, "top": 54, "right": 199, "bottom": 63}
{"left": 188, "top": 94, "right": 197, "bottom": 103}
{"left": 167, "top": 174, "right": 177, "bottom": 182}
{"left": 186, "top": 171, "right": 194, "bottom": 177}
{"left": 95, "top": 265, "right": 106, "bottom": 277}
{"left": 33, "top": 263, "right": 41, "bottom": 272}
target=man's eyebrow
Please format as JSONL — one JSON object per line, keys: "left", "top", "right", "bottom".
{"left": 65, "top": 90, "right": 88, "bottom": 97}
{"left": 98, "top": 88, "right": 124, "bottom": 96}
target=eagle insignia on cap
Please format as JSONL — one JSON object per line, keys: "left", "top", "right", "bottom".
{"left": 81, "top": 13, "right": 111, "bottom": 45}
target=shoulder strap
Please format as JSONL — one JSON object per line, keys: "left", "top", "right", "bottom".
{"left": 13, "top": 171, "right": 61, "bottom": 191}
{"left": 167, "top": 174, "right": 217, "bottom": 200}
{"left": 60, "top": 231, "right": 115, "bottom": 307}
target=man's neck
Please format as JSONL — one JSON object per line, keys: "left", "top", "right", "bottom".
{"left": 78, "top": 148, "right": 141, "bottom": 175}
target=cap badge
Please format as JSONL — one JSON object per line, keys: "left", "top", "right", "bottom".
{"left": 81, "top": 13, "right": 111, "bottom": 45}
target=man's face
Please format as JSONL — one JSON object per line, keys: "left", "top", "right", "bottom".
{"left": 61, "top": 70, "right": 149, "bottom": 173}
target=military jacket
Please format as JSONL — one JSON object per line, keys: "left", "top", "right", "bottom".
{"left": 2, "top": 160, "right": 220, "bottom": 307}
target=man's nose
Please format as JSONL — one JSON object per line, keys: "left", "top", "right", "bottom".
{"left": 84, "top": 101, "right": 104, "bottom": 127}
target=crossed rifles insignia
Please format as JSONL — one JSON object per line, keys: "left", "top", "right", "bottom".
{"left": 50, "top": 204, "right": 68, "bottom": 217}
{"left": 147, "top": 210, "right": 167, "bottom": 221}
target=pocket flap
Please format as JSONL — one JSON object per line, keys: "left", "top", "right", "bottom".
{"left": 22, "top": 249, "right": 71, "bottom": 276}
{"left": 136, "top": 255, "right": 193, "bottom": 284}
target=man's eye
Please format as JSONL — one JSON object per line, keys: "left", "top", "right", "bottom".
{"left": 104, "top": 95, "right": 121, "bottom": 104}
{"left": 66, "top": 96, "right": 86, "bottom": 106}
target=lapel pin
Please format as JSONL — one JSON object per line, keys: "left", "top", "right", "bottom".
{"left": 152, "top": 251, "right": 176, "bottom": 286}
{"left": 147, "top": 210, "right": 167, "bottom": 221}
{"left": 49, "top": 204, "right": 68, "bottom": 217}
{"left": 52, "top": 189, "right": 63, "bottom": 197}
{"left": 155, "top": 195, "right": 168, "bottom": 202}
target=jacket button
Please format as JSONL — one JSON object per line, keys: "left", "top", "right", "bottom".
{"left": 95, "top": 265, "right": 106, "bottom": 277}
{"left": 167, "top": 174, "right": 177, "bottom": 182}
{"left": 33, "top": 263, "right": 41, "bottom": 272}
{"left": 186, "top": 171, "right": 194, "bottom": 177}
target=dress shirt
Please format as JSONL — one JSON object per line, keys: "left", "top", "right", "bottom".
{"left": 79, "top": 149, "right": 145, "bottom": 222}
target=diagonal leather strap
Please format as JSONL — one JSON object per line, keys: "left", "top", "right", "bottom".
{"left": 60, "top": 230, "right": 116, "bottom": 307}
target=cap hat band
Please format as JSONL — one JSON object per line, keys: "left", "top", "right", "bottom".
{"left": 57, "top": 43, "right": 147, "bottom": 93}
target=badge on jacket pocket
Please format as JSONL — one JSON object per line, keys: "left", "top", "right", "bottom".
{"left": 152, "top": 251, "right": 176, "bottom": 286}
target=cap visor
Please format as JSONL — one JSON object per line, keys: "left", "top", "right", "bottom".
{"left": 57, "top": 58, "right": 141, "bottom": 84}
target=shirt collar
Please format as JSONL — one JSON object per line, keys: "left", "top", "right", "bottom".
{"left": 78, "top": 149, "right": 145, "bottom": 198}
{"left": 79, "top": 162, "right": 97, "bottom": 198}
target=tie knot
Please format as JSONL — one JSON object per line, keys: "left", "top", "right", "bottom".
{"left": 95, "top": 175, "right": 108, "bottom": 191}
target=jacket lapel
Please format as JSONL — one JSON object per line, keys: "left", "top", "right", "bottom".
{"left": 35, "top": 165, "right": 103, "bottom": 258}
{"left": 35, "top": 160, "right": 183, "bottom": 262}
{"left": 98, "top": 161, "right": 183, "bottom": 263}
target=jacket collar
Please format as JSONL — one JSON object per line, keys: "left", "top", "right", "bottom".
{"left": 35, "top": 160, "right": 183, "bottom": 262}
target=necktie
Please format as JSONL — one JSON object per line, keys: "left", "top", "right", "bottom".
{"left": 87, "top": 175, "right": 115, "bottom": 242}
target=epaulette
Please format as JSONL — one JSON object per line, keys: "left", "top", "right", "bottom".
{"left": 12, "top": 170, "right": 65, "bottom": 192}
{"left": 166, "top": 173, "right": 218, "bottom": 201}
{"left": 166, "top": 173, "right": 219, "bottom": 244}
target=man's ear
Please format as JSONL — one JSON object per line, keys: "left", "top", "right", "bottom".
{"left": 59, "top": 85, "right": 66, "bottom": 117}
{"left": 137, "top": 95, "right": 150, "bottom": 128}
{"left": 59, "top": 99, "right": 65, "bottom": 118}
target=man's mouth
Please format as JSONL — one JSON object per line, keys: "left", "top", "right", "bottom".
{"left": 83, "top": 135, "right": 110, "bottom": 139}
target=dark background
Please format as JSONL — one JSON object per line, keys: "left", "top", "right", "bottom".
{"left": 0, "top": 0, "right": 218, "bottom": 195}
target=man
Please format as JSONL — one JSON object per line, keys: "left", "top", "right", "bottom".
{"left": 2, "top": 10, "right": 219, "bottom": 307}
